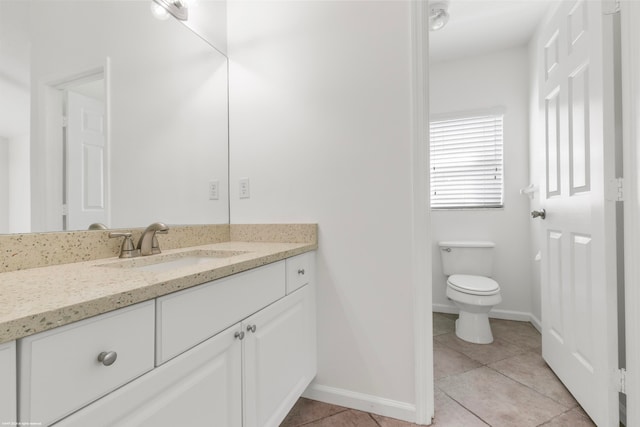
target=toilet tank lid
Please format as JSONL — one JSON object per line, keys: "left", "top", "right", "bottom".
{"left": 438, "top": 241, "right": 495, "bottom": 248}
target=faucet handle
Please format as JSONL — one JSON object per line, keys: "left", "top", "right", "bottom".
{"left": 109, "top": 232, "right": 140, "bottom": 258}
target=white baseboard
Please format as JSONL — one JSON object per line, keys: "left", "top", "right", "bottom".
{"left": 433, "top": 303, "right": 540, "bottom": 327}
{"left": 490, "top": 308, "right": 535, "bottom": 322}
{"left": 432, "top": 303, "right": 458, "bottom": 315}
{"left": 302, "top": 382, "right": 417, "bottom": 424}
{"left": 529, "top": 314, "right": 542, "bottom": 332}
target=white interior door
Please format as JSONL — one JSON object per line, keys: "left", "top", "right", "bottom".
{"left": 538, "top": 1, "right": 619, "bottom": 425}
{"left": 66, "top": 90, "right": 108, "bottom": 230}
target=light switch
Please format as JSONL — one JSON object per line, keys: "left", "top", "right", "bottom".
{"left": 209, "top": 181, "right": 219, "bottom": 200}
{"left": 239, "top": 178, "right": 250, "bottom": 199}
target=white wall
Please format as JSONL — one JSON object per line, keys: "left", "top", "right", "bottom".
{"left": 228, "top": 0, "right": 420, "bottom": 419}
{"left": 183, "top": 0, "right": 227, "bottom": 54}
{"left": 0, "top": 138, "right": 8, "bottom": 232}
{"left": 430, "top": 47, "right": 534, "bottom": 319}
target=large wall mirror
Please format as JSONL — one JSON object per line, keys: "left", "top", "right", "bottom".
{"left": 0, "top": 1, "right": 229, "bottom": 234}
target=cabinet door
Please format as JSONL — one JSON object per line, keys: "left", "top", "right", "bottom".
{"left": 243, "top": 284, "right": 317, "bottom": 427}
{"left": 53, "top": 325, "right": 243, "bottom": 427}
{"left": 0, "top": 341, "right": 16, "bottom": 425}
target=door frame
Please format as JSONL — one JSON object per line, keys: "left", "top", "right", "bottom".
{"left": 33, "top": 60, "right": 111, "bottom": 232}
{"left": 410, "top": 0, "right": 433, "bottom": 424}
{"left": 620, "top": 2, "right": 640, "bottom": 425}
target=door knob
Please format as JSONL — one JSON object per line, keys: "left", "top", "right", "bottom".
{"left": 531, "top": 209, "right": 546, "bottom": 220}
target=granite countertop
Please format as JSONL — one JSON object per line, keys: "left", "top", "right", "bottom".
{"left": 0, "top": 241, "right": 316, "bottom": 344}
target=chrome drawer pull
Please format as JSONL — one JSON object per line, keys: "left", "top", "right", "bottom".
{"left": 97, "top": 351, "right": 118, "bottom": 366}
{"left": 246, "top": 324, "right": 257, "bottom": 333}
{"left": 234, "top": 331, "right": 245, "bottom": 340}
{"left": 298, "top": 269, "right": 305, "bottom": 275}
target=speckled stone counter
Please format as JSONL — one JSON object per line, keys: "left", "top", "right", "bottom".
{"left": 0, "top": 224, "right": 318, "bottom": 344}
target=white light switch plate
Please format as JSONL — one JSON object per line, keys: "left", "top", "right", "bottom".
{"left": 239, "top": 178, "right": 250, "bottom": 199}
{"left": 208, "top": 181, "right": 219, "bottom": 200}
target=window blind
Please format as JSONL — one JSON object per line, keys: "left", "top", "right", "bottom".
{"left": 430, "top": 113, "right": 504, "bottom": 209}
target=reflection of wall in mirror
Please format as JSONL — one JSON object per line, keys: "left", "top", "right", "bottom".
{"left": 22, "top": 1, "right": 229, "bottom": 232}
{"left": 0, "top": 1, "right": 31, "bottom": 234}
{"left": 0, "top": 138, "right": 8, "bottom": 232}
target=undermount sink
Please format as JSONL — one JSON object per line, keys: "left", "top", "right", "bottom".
{"left": 103, "top": 249, "right": 249, "bottom": 273}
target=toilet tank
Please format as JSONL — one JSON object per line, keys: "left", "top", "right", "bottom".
{"left": 438, "top": 241, "right": 495, "bottom": 277}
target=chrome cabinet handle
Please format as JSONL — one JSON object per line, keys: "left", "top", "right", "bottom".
{"left": 298, "top": 269, "right": 305, "bottom": 275}
{"left": 234, "top": 331, "right": 245, "bottom": 340}
{"left": 531, "top": 209, "right": 546, "bottom": 220}
{"left": 246, "top": 324, "right": 257, "bottom": 333}
{"left": 97, "top": 351, "right": 118, "bottom": 366}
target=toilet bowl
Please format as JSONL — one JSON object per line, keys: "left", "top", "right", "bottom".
{"left": 438, "top": 241, "right": 502, "bottom": 344}
{"left": 446, "top": 274, "right": 501, "bottom": 344}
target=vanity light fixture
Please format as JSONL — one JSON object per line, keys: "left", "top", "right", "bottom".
{"left": 151, "top": 0, "right": 189, "bottom": 21}
{"left": 429, "top": 1, "right": 450, "bottom": 31}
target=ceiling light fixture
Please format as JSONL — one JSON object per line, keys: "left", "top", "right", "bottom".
{"left": 429, "top": 1, "right": 450, "bottom": 31}
{"left": 151, "top": 0, "right": 189, "bottom": 21}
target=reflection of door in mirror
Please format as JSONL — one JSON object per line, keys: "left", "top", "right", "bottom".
{"left": 64, "top": 79, "right": 108, "bottom": 231}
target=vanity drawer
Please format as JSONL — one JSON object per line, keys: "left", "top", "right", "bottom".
{"left": 156, "top": 261, "right": 286, "bottom": 365}
{"left": 286, "top": 252, "right": 314, "bottom": 294}
{"left": 18, "top": 301, "right": 155, "bottom": 426}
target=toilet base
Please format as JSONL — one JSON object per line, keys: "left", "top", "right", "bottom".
{"left": 455, "top": 311, "right": 494, "bottom": 344}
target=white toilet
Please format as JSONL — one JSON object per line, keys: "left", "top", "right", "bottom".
{"left": 438, "top": 241, "right": 502, "bottom": 344}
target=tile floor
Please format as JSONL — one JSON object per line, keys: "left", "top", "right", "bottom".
{"left": 281, "top": 313, "right": 596, "bottom": 427}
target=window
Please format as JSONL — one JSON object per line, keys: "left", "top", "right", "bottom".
{"left": 429, "top": 111, "right": 504, "bottom": 209}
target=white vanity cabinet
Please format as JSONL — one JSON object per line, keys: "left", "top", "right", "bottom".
{"left": 55, "top": 282, "right": 317, "bottom": 427}
{"left": 53, "top": 325, "right": 243, "bottom": 427}
{"left": 17, "top": 251, "right": 316, "bottom": 427}
{"left": 0, "top": 341, "right": 17, "bottom": 425}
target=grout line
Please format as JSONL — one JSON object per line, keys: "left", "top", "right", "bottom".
{"left": 436, "top": 387, "right": 491, "bottom": 426}
{"left": 485, "top": 361, "right": 579, "bottom": 411}
{"left": 294, "top": 408, "right": 350, "bottom": 426}
{"left": 368, "top": 413, "right": 383, "bottom": 426}
{"left": 534, "top": 406, "right": 594, "bottom": 427}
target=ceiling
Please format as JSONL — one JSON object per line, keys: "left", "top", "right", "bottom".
{"left": 429, "top": 0, "right": 555, "bottom": 63}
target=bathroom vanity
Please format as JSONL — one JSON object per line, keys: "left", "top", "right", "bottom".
{"left": 0, "top": 235, "right": 316, "bottom": 427}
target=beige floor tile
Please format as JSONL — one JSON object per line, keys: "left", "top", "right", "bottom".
{"left": 434, "top": 340, "right": 481, "bottom": 379}
{"left": 370, "top": 413, "right": 421, "bottom": 427}
{"left": 437, "top": 367, "right": 567, "bottom": 427}
{"left": 431, "top": 388, "right": 489, "bottom": 426}
{"left": 433, "top": 313, "right": 456, "bottom": 336}
{"left": 305, "top": 409, "right": 379, "bottom": 426}
{"left": 489, "top": 351, "right": 578, "bottom": 408}
{"left": 539, "top": 407, "right": 596, "bottom": 426}
{"left": 280, "top": 398, "right": 348, "bottom": 427}
{"left": 435, "top": 332, "right": 524, "bottom": 365}
{"left": 489, "top": 319, "right": 541, "bottom": 350}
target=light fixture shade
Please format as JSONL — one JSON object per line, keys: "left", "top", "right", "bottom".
{"left": 429, "top": 2, "right": 450, "bottom": 31}
{"left": 152, "top": 0, "right": 189, "bottom": 21}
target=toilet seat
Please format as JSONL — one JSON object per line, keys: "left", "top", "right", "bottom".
{"left": 447, "top": 274, "right": 500, "bottom": 296}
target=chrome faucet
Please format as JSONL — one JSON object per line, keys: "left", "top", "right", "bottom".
{"left": 137, "top": 222, "right": 169, "bottom": 256}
